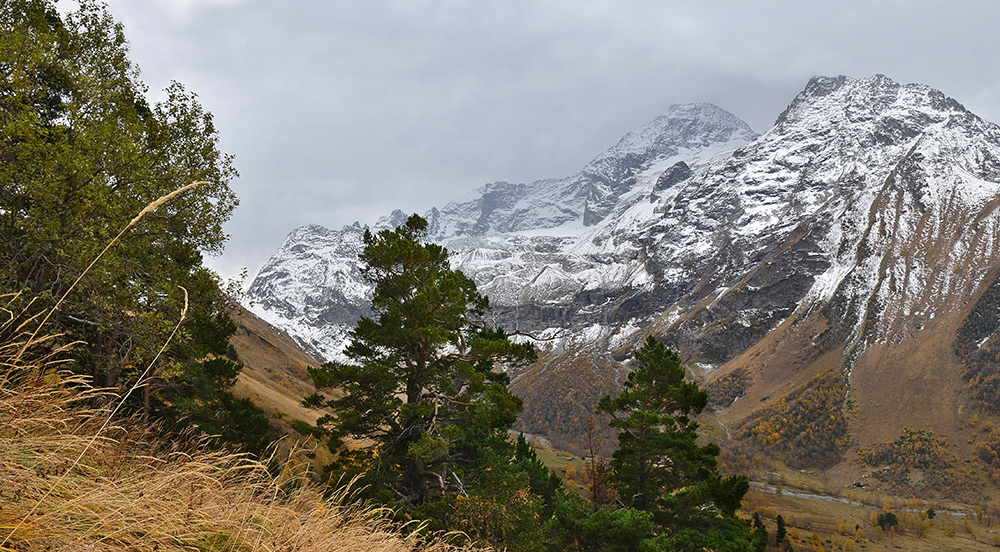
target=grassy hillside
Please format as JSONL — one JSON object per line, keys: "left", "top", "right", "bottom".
{"left": 742, "top": 483, "right": 1000, "bottom": 552}
{"left": 228, "top": 303, "right": 324, "bottom": 424}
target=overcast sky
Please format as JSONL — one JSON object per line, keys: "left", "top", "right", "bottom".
{"left": 77, "top": 0, "right": 1000, "bottom": 283}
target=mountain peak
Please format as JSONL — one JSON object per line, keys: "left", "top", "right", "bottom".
{"left": 424, "top": 102, "right": 759, "bottom": 238}
{"left": 595, "top": 102, "right": 756, "bottom": 164}
{"left": 373, "top": 209, "right": 408, "bottom": 231}
{"left": 286, "top": 223, "right": 333, "bottom": 241}
{"left": 775, "top": 74, "right": 968, "bottom": 129}
{"left": 581, "top": 102, "right": 757, "bottom": 224}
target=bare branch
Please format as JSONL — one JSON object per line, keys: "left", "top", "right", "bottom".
{"left": 451, "top": 471, "right": 468, "bottom": 497}
{"left": 64, "top": 314, "right": 98, "bottom": 327}
{"left": 424, "top": 470, "right": 446, "bottom": 493}
{"left": 508, "top": 328, "right": 569, "bottom": 342}
{"left": 420, "top": 391, "right": 476, "bottom": 407}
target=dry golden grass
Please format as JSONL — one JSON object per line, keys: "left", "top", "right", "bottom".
{"left": 227, "top": 302, "right": 324, "bottom": 424}
{"left": 743, "top": 486, "right": 999, "bottom": 552}
{"left": 0, "top": 301, "right": 484, "bottom": 552}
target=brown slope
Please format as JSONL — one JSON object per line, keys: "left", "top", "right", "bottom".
{"left": 700, "top": 281, "right": 988, "bottom": 499}
{"left": 227, "top": 302, "right": 324, "bottom": 425}
{"left": 509, "top": 345, "right": 623, "bottom": 456}
{"left": 509, "top": 276, "right": 990, "bottom": 500}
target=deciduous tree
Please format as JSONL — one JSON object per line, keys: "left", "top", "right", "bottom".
{"left": 1, "top": 0, "right": 269, "bottom": 453}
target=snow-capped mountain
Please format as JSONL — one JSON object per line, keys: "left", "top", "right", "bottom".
{"left": 626, "top": 74, "right": 1000, "bottom": 361}
{"left": 423, "top": 102, "right": 756, "bottom": 240}
{"left": 245, "top": 211, "right": 408, "bottom": 360}
{"left": 247, "top": 102, "right": 757, "bottom": 360}
{"left": 245, "top": 223, "right": 367, "bottom": 360}
{"left": 246, "top": 76, "right": 1000, "bottom": 479}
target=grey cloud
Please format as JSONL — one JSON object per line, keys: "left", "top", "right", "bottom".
{"left": 99, "top": 0, "right": 1000, "bottom": 281}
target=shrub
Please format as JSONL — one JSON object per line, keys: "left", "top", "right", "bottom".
{"left": 859, "top": 429, "right": 973, "bottom": 498}
{"left": 738, "top": 370, "right": 849, "bottom": 468}
{"left": 706, "top": 367, "right": 751, "bottom": 409}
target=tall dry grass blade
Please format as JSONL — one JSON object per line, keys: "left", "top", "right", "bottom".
{"left": 136, "top": 284, "right": 188, "bottom": 394}
{"left": 3, "top": 285, "right": 189, "bottom": 546}
{"left": 0, "top": 295, "right": 66, "bottom": 387}
{"left": 0, "top": 292, "right": 20, "bottom": 324}
{"left": 13, "top": 181, "right": 206, "bottom": 366}
{"left": 4, "top": 182, "right": 204, "bottom": 547}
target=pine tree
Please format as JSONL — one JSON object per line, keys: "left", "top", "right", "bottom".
{"left": 776, "top": 513, "right": 788, "bottom": 546}
{"left": 753, "top": 512, "right": 768, "bottom": 544}
{"left": 305, "top": 214, "right": 536, "bottom": 505}
{"left": 595, "top": 336, "right": 764, "bottom": 551}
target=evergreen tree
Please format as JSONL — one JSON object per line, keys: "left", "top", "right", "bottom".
{"left": 753, "top": 512, "right": 768, "bottom": 545}
{"left": 545, "top": 494, "right": 656, "bottom": 552}
{"left": 776, "top": 513, "right": 787, "bottom": 546}
{"left": 305, "top": 214, "right": 536, "bottom": 506}
{"left": 592, "top": 336, "right": 764, "bottom": 551}
{"left": 876, "top": 511, "right": 898, "bottom": 531}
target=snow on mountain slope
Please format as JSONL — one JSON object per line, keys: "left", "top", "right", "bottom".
{"left": 555, "top": 75, "right": 1000, "bottom": 371}
{"left": 246, "top": 223, "right": 368, "bottom": 361}
{"left": 246, "top": 76, "right": 1000, "bottom": 366}
{"left": 582, "top": 102, "right": 758, "bottom": 225}
{"left": 245, "top": 75, "right": 1000, "bottom": 466}
{"left": 425, "top": 103, "right": 756, "bottom": 241}
{"left": 246, "top": 102, "right": 758, "bottom": 359}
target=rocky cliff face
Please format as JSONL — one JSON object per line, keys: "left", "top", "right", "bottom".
{"left": 641, "top": 75, "right": 1000, "bottom": 363}
{"left": 245, "top": 76, "right": 1000, "bottom": 483}
{"left": 245, "top": 211, "right": 405, "bottom": 360}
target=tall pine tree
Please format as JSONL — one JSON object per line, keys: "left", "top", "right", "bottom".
{"left": 305, "top": 214, "right": 536, "bottom": 505}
